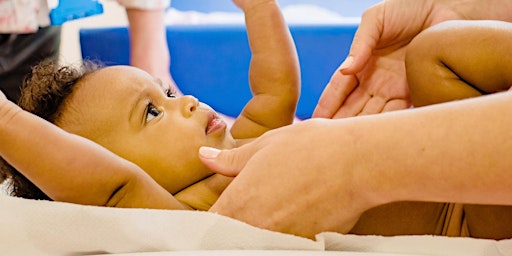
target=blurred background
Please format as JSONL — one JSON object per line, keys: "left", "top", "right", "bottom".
{"left": 171, "top": 0, "right": 379, "bottom": 16}
{"left": 60, "top": 0, "right": 382, "bottom": 119}
{"left": 59, "top": 0, "right": 381, "bottom": 65}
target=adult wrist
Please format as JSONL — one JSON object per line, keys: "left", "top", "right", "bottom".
{"left": 325, "top": 119, "right": 393, "bottom": 210}
{"left": 437, "top": 0, "right": 512, "bottom": 22}
{"left": 479, "top": 0, "right": 512, "bottom": 22}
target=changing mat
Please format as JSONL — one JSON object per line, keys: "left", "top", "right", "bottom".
{"left": 2, "top": 195, "right": 512, "bottom": 255}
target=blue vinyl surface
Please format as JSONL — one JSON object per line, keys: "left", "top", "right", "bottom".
{"left": 80, "top": 24, "right": 358, "bottom": 119}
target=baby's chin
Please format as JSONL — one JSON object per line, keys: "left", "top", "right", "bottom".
{"left": 173, "top": 174, "right": 233, "bottom": 211}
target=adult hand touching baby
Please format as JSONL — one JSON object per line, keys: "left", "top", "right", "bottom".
{"left": 199, "top": 0, "right": 512, "bottom": 239}
{"left": 200, "top": 119, "right": 377, "bottom": 238}
{"left": 313, "top": 0, "right": 511, "bottom": 118}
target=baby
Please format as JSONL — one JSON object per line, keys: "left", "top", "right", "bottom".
{"left": 0, "top": 0, "right": 299, "bottom": 210}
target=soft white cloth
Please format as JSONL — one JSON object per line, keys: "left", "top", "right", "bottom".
{"left": 1, "top": 195, "right": 322, "bottom": 255}
{"left": 2, "top": 195, "right": 512, "bottom": 255}
{"left": 322, "top": 233, "right": 512, "bottom": 256}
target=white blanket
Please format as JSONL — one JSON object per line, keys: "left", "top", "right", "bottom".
{"left": 1, "top": 195, "right": 511, "bottom": 255}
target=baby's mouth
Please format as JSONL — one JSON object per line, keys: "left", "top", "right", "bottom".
{"left": 205, "top": 111, "right": 226, "bottom": 135}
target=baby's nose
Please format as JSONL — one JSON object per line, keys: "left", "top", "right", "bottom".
{"left": 181, "top": 95, "right": 199, "bottom": 117}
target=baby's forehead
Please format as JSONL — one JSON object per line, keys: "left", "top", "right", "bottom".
{"left": 87, "top": 65, "right": 157, "bottom": 89}
{"left": 100, "top": 65, "right": 152, "bottom": 80}
{"left": 111, "top": 66, "right": 169, "bottom": 90}
{"left": 61, "top": 66, "right": 154, "bottom": 128}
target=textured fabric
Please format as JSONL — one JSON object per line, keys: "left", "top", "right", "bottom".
{"left": 2, "top": 194, "right": 512, "bottom": 255}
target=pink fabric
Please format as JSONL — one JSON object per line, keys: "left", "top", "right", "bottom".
{"left": 0, "top": 0, "right": 170, "bottom": 34}
{"left": 0, "top": 0, "right": 47, "bottom": 33}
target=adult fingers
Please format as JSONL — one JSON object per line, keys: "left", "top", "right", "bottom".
{"left": 331, "top": 85, "right": 370, "bottom": 118}
{"left": 340, "top": 4, "right": 383, "bottom": 75}
{"left": 312, "top": 72, "right": 358, "bottom": 118}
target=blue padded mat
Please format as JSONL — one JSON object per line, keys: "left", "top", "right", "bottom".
{"left": 80, "top": 24, "right": 357, "bottom": 119}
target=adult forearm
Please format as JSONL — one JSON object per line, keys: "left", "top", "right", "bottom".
{"left": 126, "top": 8, "right": 170, "bottom": 75}
{"left": 349, "top": 92, "right": 512, "bottom": 207}
{"left": 435, "top": 0, "right": 512, "bottom": 22}
{"left": 470, "top": 0, "right": 512, "bottom": 21}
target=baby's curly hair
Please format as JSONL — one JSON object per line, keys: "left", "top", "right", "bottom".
{"left": 0, "top": 59, "right": 101, "bottom": 200}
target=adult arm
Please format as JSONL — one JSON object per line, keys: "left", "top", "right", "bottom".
{"left": 118, "top": 0, "right": 178, "bottom": 91}
{"left": 0, "top": 93, "right": 186, "bottom": 209}
{"left": 313, "top": 0, "right": 512, "bottom": 118}
{"left": 229, "top": 0, "right": 300, "bottom": 139}
{"left": 202, "top": 91, "right": 512, "bottom": 238}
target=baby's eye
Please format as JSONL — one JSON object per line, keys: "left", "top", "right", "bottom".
{"left": 166, "top": 88, "right": 177, "bottom": 98}
{"left": 146, "top": 104, "right": 160, "bottom": 123}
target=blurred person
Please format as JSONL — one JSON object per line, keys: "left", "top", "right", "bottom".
{"left": 0, "top": 0, "right": 175, "bottom": 102}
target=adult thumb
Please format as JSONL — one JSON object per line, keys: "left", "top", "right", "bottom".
{"left": 340, "top": 5, "right": 381, "bottom": 75}
{"left": 199, "top": 146, "right": 252, "bottom": 177}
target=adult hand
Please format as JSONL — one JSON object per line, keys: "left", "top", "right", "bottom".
{"left": 312, "top": 0, "right": 475, "bottom": 118}
{"left": 200, "top": 119, "right": 374, "bottom": 238}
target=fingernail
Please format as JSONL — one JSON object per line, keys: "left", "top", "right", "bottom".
{"left": 199, "top": 147, "right": 221, "bottom": 159}
{"left": 339, "top": 56, "right": 353, "bottom": 70}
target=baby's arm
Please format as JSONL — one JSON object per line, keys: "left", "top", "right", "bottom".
{"left": 230, "top": 0, "right": 300, "bottom": 139}
{"left": 406, "top": 20, "right": 512, "bottom": 107}
{"left": 0, "top": 93, "right": 185, "bottom": 209}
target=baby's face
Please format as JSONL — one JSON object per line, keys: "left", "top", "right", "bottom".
{"left": 60, "top": 66, "right": 235, "bottom": 197}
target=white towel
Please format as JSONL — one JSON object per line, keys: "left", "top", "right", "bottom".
{"left": 0, "top": 195, "right": 322, "bottom": 255}
{"left": 1, "top": 194, "right": 512, "bottom": 256}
